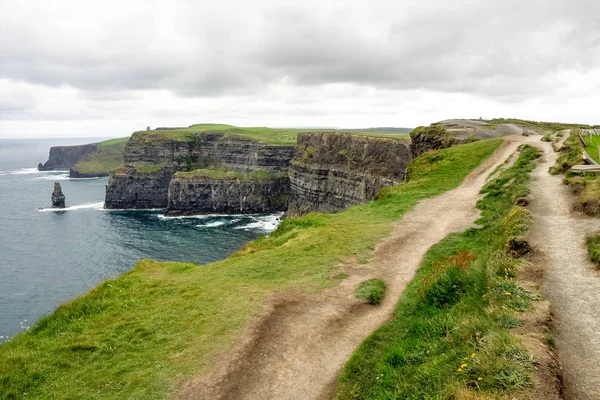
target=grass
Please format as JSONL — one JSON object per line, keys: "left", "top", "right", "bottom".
{"left": 334, "top": 145, "right": 542, "bottom": 399}
{"left": 587, "top": 233, "right": 600, "bottom": 266}
{"left": 173, "top": 168, "right": 285, "bottom": 181}
{"left": 135, "top": 124, "right": 411, "bottom": 146}
{"left": 583, "top": 134, "right": 600, "bottom": 163}
{"left": 0, "top": 139, "right": 501, "bottom": 400}
{"left": 72, "top": 137, "right": 128, "bottom": 175}
{"left": 550, "top": 128, "right": 585, "bottom": 174}
{"left": 356, "top": 279, "right": 387, "bottom": 305}
{"left": 484, "top": 118, "right": 593, "bottom": 133}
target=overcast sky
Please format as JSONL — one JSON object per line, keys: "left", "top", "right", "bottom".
{"left": 1, "top": 0, "right": 598, "bottom": 139}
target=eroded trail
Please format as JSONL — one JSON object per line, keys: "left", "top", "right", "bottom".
{"left": 176, "top": 135, "right": 536, "bottom": 400}
{"left": 527, "top": 140, "right": 600, "bottom": 400}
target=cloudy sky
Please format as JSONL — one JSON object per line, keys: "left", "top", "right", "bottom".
{"left": 1, "top": 0, "right": 598, "bottom": 139}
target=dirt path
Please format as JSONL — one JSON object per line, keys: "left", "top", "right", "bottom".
{"left": 175, "top": 135, "right": 537, "bottom": 400}
{"left": 527, "top": 139, "right": 600, "bottom": 400}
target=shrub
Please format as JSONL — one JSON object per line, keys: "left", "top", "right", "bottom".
{"left": 356, "top": 279, "right": 386, "bottom": 305}
{"left": 587, "top": 233, "right": 600, "bottom": 266}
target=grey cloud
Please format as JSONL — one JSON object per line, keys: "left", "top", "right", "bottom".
{"left": 0, "top": 0, "right": 598, "bottom": 101}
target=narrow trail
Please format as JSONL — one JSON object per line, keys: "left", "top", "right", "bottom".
{"left": 176, "top": 134, "right": 537, "bottom": 400}
{"left": 527, "top": 139, "right": 600, "bottom": 400}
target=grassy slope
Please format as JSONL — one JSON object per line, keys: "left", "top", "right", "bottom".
{"left": 137, "top": 124, "right": 411, "bottom": 146}
{"left": 0, "top": 139, "right": 501, "bottom": 400}
{"left": 335, "top": 145, "right": 541, "bottom": 399}
{"left": 173, "top": 168, "right": 285, "bottom": 181}
{"left": 72, "top": 137, "right": 129, "bottom": 175}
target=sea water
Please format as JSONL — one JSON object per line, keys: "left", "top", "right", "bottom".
{"left": 0, "top": 138, "right": 281, "bottom": 342}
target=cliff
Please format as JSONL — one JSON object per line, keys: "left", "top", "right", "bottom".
{"left": 165, "top": 169, "right": 289, "bottom": 216}
{"left": 105, "top": 130, "right": 295, "bottom": 210}
{"left": 39, "top": 138, "right": 128, "bottom": 178}
{"left": 38, "top": 144, "right": 99, "bottom": 171}
{"left": 287, "top": 132, "right": 413, "bottom": 215}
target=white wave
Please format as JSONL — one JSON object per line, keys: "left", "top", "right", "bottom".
{"left": 9, "top": 168, "right": 68, "bottom": 175}
{"left": 157, "top": 213, "right": 225, "bottom": 220}
{"left": 199, "top": 220, "right": 226, "bottom": 228}
{"left": 34, "top": 174, "right": 70, "bottom": 181}
{"left": 235, "top": 213, "right": 282, "bottom": 232}
{"left": 38, "top": 201, "right": 105, "bottom": 212}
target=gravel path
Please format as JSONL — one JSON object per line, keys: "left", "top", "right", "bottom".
{"left": 175, "top": 136, "right": 534, "bottom": 400}
{"left": 527, "top": 137, "right": 600, "bottom": 400}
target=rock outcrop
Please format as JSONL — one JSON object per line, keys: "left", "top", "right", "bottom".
{"left": 409, "top": 125, "right": 456, "bottom": 157}
{"left": 287, "top": 132, "right": 412, "bottom": 215}
{"left": 165, "top": 171, "right": 290, "bottom": 216}
{"left": 105, "top": 131, "right": 295, "bottom": 210}
{"left": 38, "top": 144, "right": 98, "bottom": 171}
{"left": 51, "top": 182, "right": 66, "bottom": 208}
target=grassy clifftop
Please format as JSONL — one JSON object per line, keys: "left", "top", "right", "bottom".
{"left": 173, "top": 168, "right": 285, "bottom": 181}
{"left": 135, "top": 123, "right": 411, "bottom": 146}
{"left": 71, "top": 137, "right": 129, "bottom": 176}
{"left": 0, "top": 139, "right": 501, "bottom": 400}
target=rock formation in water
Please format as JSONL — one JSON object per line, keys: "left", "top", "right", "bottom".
{"left": 38, "top": 144, "right": 99, "bottom": 171}
{"left": 51, "top": 182, "right": 66, "bottom": 208}
{"left": 287, "top": 132, "right": 413, "bottom": 215}
{"left": 104, "top": 131, "right": 295, "bottom": 210}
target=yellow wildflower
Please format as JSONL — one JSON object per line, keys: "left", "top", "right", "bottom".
{"left": 478, "top": 377, "right": 483, "bottom": 381}
{"left": 471, "top": 353, "right": 476, "bottom": 358}
{"left": 505, "top": 291, "right": 511, "bottom": 296}
{"left": 457, "top": 368, "right": 463, "bottom": 372}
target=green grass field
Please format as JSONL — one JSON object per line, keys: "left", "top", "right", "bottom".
{"left": 72, "top": 137, "right": 129, "bottom": 175}
{"left": 335, "top": 145, "right": 542, "bottom": 399}
{"left": 136, "top": 124, "right": 411, "bottom": 146}
{"left": 0, "top": 139, "right": 501, "bottom": 400}
{"left": 583, "top": 134, "right": 600, "bottom": 163}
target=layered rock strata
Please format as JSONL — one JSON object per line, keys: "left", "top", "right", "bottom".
{"left": 165, "top": 171, "right": 290, "bottom": 216}
{"left": 105, "top": 132, "right": 295, "bottom": 210}
{"left": 287, "top": 132, "right": 412, "bottom": 215}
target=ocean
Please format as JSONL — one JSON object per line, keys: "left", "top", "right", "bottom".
{"left": 0, "top": 138, "right": 280, "bottom": 343}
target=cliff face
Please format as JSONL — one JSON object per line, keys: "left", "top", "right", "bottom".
{"left": 287, "top": 132, "right": 413, "bottom": 215}
{"left": 124, "top": 132, "right": 294, "bottom": 173}
{"left": 105, "top": 132, "right": 295, "bottom": 210}
{"left": 38, "top": 144, "right": 98, "bottom": 171}
{"left": 105, "top": 166, "right": 175, "bottom": 209}
{"left": 165, "top": 174, "right": 290, "bottom": 216}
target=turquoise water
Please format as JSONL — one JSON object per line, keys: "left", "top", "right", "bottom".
{"left": 0, "top": 138, "right": 280, "bottom": 342}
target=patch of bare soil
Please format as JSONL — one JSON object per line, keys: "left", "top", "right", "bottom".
{"left": 526, "top": 139, "right": 600, "bottom": 400}
{"left": 174, "top": 135, "right": 541, "bottom": 400}
{"left": 513, "top": 256, "right": 562, "bottom": 400}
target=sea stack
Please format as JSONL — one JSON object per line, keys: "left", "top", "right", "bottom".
{"left": 51, "top": 182, "right": 66, "bottom": 208}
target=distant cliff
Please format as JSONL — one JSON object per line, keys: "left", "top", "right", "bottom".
{"left": 104, "top": 131, "right": 295, "bottom": 210}
{"left": 39, "top": 138, "right": 128, "bottom": 178}
{"left": 287, "top": 132, "right": 413, "bottom": 215}
{"left": 38, "top": 144, "right": 99, "bottom": 171}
